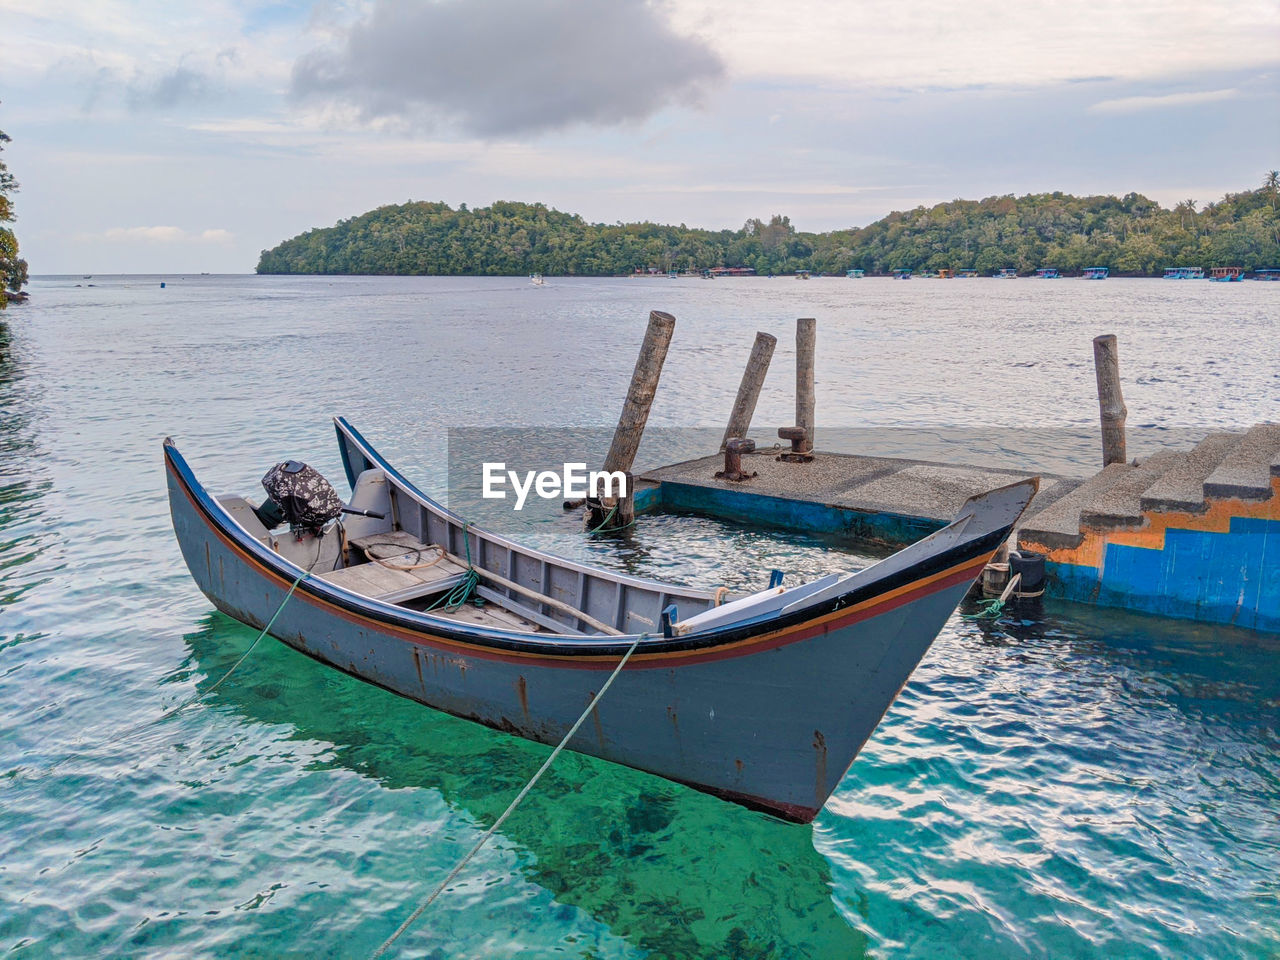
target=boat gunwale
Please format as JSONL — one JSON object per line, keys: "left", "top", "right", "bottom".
{"left": 332, "top": 416, "right": 720, "bottom": 602}
{"left": 165, "top": 438, "right": 1013, "bottom": 663}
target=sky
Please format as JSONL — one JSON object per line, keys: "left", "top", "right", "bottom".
{"left": 1, "top": 0, "right": 1277, "bottom": 273}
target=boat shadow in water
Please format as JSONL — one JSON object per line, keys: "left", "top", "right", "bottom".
{"left": 180, "top": 612, "right": 870, "bottom": 959}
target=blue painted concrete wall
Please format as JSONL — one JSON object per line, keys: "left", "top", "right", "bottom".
{"left": 1045, "top": 516, "right": 1280, "bottom": 633}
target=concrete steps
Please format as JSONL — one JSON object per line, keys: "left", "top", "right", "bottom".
{"left": 1017, "top": 462, "right": 1135, "bottom": 550}
{"left": 1019, "top": 424, "right": 1280, "bottom": 553}
{"left": 1140, "top": 432, "right": 1242, "bottom": 513}
{"left": 1203, "top": 423, "right": 1280, "bottom": 501}
{"left": 1080, "top": 450, "right": 1186, "bottom": 528}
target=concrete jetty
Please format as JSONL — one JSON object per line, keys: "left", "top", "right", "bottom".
{"left": 634, "top": 424, "right": 1279, "bottom": 632}
{"left": 600, "top": 312, "right": 1277, "bottom": 633}
{"left": 637, "top": 450, "right": 1077, "bottom": 547}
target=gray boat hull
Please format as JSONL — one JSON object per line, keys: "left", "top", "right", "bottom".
{"left": 165, "top": 431, "right": 1028, "bottom": 822}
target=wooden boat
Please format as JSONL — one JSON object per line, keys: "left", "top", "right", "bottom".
{"left": 165, "top": 418, "right": 1037, "bottom": 823}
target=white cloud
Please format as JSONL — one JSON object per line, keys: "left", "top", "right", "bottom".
{"left": 102, "top": 226, "right": 186, "bottom": 241}
{"left": 669, "top": 0, "right": 1280, "bottom": 88}
{"left": 1088, "top": 88, "right": 1239, "bottom": 113}
{"left": 95, "top": 226, "right": 234, "bottom": 243}
{"left": 0, "top": 0, "right": 300, "bottom": 109}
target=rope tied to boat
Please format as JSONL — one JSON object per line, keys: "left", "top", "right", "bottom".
{"left": 584, "top": 499, "right": 637, "bottom": 534}
{"left": 34, "top": 536, "right": 324, "bottom": 777}
{"left": 585, "top": 500, "right": 619, "bottom": 533}
{"left": 423, "top": 522, "right": 482, "bottom": 611}
{"left": 370, "top": 632, "right": 647, "bottom": 959}
{"left": 962, "top": 572, "right": 1022, "bottom": 620}
{"left": 362, "top": 541, "right": 446, "bottom": 571}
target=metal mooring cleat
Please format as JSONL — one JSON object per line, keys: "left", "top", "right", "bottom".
{"left": 716, "top": 437, "right": 758, "bottom": 481}
{"left": 777, "top": 426, "right": 814, "bottom": 463}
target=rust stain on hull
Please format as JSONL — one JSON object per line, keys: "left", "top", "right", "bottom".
{"left": 516, "top": 675, "right": 529, "bottom": 719}
{"left": 813, "top": 729, "right": 828, "bottom": 808}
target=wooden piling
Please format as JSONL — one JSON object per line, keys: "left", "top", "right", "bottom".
{"left": 795, "top": 318, "right": 816, "bottom": 454}
{"left": 1093, "top": 334, "right": 1127, "bottom": 466}
{"left": 720, "top": 331, "right": 777, "bottom": 451}
{"left": 589, "top": 310, "right": 676, "bottom": 531}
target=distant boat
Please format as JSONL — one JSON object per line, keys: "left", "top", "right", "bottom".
{"left": 795, "top": 270, "right": 810, "bottom": 279}
{"left": 1209, "top": 267, "right": 1244, "bottom": 282}
{"left": 893, "top": 268, "right": 912, "bottom": 280}
{"left": 1253, "top": 268, "right": 1280, "bottom": 281}
{"left": 1163, "top": 266, "right": 1204, "bottom": 279}
{"left": 530, "top": 273, "right": 545, "bottom": 286}
{"left": 994, "top": 268, "right": 1017, "bottom": 279}
{"left": 1082, "top": 267, "right": 1108, "bottom": 280}
{"left": 956, "top": 269, "right": 979, "bottom": 278}
{"left": 1035, "top": 268, "right": 1060, "bottom": 279}
{"left": 845, "top": 268, "right": 865, "bottom": 278}
{"left": 938, "top": 269, "right": 952, "bottom": 279}
{"left": 164, "top": 418, "right": 1037, "bottom": 823}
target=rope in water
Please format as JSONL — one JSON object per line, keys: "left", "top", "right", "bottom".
{"left": 586, "top": 502, "right": 619, "bottom": 533}
{"left": 151, "top": 564, "right": 312, "bottom": 723}
{"left": 370, "top": 633, "right": 646, "bottom": 959}
{"left": 33, "top": 539, "right": 321, "bottom": 777}
{"left": 584, "top": 501, "right": 636, "bottom": 534}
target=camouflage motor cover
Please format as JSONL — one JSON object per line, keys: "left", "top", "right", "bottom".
{"left": 261, "top": 460, "right": 344, "bottom": 533}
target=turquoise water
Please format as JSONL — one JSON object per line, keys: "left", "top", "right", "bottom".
{"left": 2, "top": 276, "right": 1278, "bottom": 958}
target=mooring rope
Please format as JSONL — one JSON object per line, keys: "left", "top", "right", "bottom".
{"left": 30, "top": 538, "right": 322, "bottom": 777}
{"left": 362, "top": 541, "right": 446, "bottom": 572}
{"left": 148, "top": 563, "right": 312, "bottom": 725}
{"left": 422, "top": 522, "right": 481, "bottom": 611}
{"left": 370, "top": 633, "right": 646, "bottom": 959}
{"left": 584, "top": 501, "right": 636, "bottom": 534}
{"left": 584, "top": 501, "right": 619, "bottom": 533}
{"left": 962, "top": 572, "right": 1022, "bottom": 620}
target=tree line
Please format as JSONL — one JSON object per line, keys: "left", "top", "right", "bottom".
{"left": 257, "top": 176, "right": 1280, "bottom": 278}
{"left": 0, "top": 111, "right": 29, "bottom": 307}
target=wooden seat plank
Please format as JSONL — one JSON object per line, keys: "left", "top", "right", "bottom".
{"left": 433, "top": 603, "right": 542, "bottom": 632}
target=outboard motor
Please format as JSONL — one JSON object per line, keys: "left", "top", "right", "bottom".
{"left": 255, "top": 460, "right": 344, "bottom": 536}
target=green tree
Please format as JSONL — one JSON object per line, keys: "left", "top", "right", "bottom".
{"left": 255, "top": 181, "right": 1280, "bottom": 278}
{"left": 0, "top": 116, "right": 28, "bottom": 309}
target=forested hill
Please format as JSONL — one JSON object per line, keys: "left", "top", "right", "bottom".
{"left": 256, "top": 179, "right": 1280, "bottom": 277}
